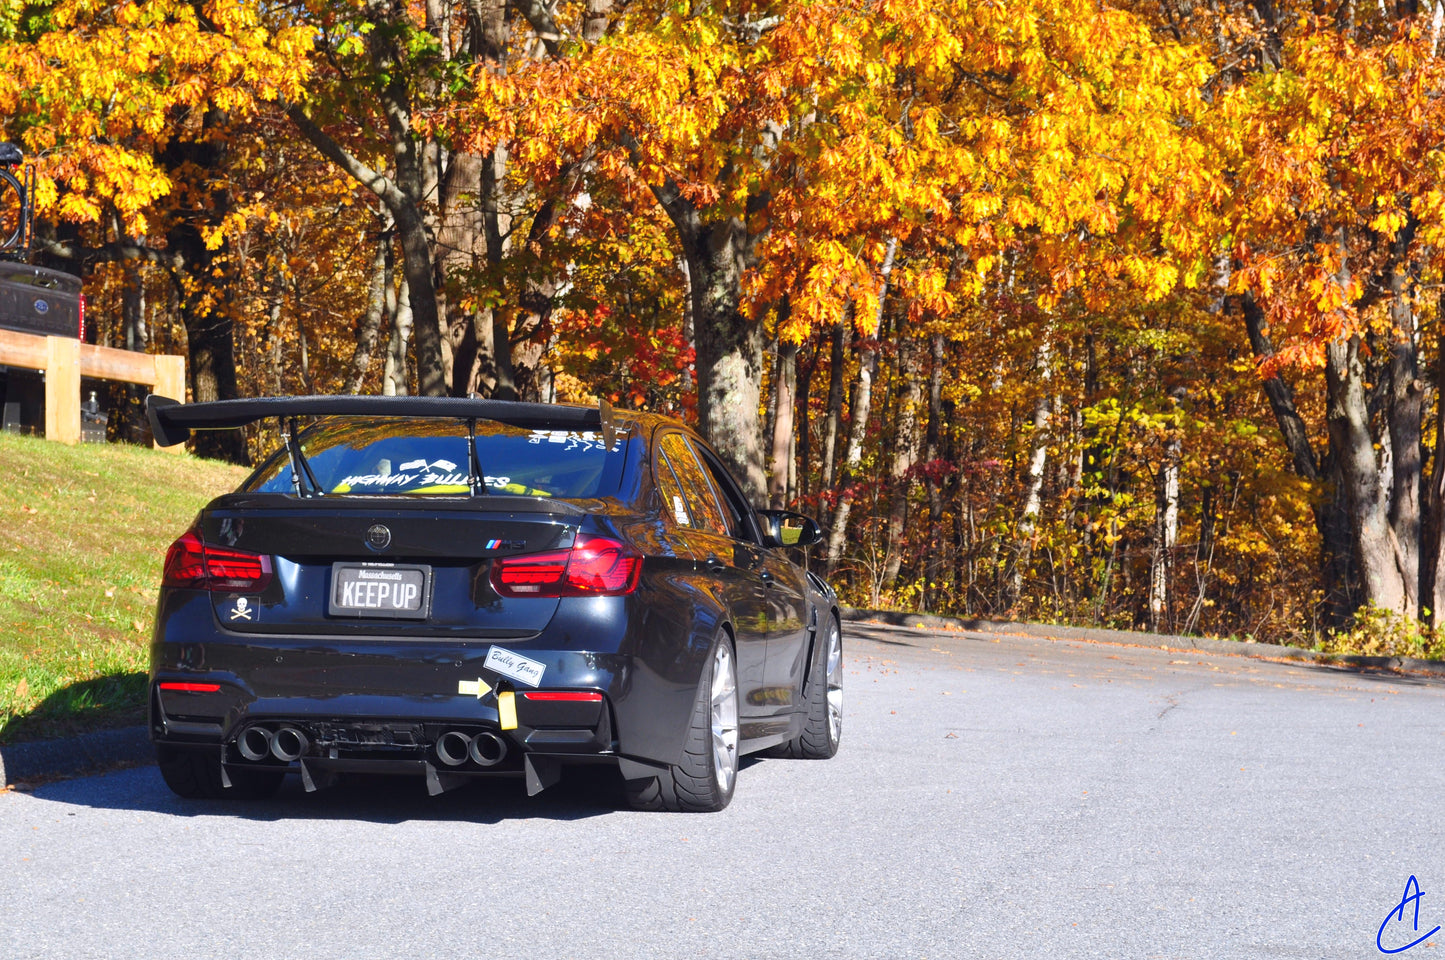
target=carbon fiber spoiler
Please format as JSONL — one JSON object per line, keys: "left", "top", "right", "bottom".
{"left": 145, "top": 394, "right": 615, "bottom": 448}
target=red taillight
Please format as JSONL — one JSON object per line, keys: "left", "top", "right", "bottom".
{"left": 521, "top": 691, "right": 604, "bottom": 702}
{"left": 158, "top": 681, "right": 222, "bottom": 693}
{"left": 78, "top": 293, "right": 85, "bottom": 341}
{"left": 162, "top": 530, "right": 273, "bottom": 592}
{"left": 491, "top": 534, "right": 641, "bottom": 598}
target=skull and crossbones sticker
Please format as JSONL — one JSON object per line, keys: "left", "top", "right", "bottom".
{"left": 229, "top": 598, "right": 254, "bottom": 621}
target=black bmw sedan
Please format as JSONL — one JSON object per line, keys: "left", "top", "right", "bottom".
{"left": 144, "top": 395, "right": 841, "bottom": 812}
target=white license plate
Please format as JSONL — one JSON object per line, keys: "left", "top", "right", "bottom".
{"left": 329, "top": 563, "right": 431, "bottom": 620}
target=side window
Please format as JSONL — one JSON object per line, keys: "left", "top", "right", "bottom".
{"left": 661, "top": 433, "right": 729, "bottom": 536}
{"left": 655, "top": 449, "right": 692, "bottom": 528}
{"left": 684, "top": 438, "right": 738, "bottom": 538}
{"left": 691, "top": 441, "right": 759, "bottom": 542}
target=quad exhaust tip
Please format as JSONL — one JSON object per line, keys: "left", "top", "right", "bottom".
{"left": 469, "top": 732, "right": 507, "bottom": 767}
{"left": 435, "top": 731, "right": 472, "bottom": 767}
{"left": 270, "top": 725, "right": 308, "bottom": 762}
{"left": 238, "top": 726, "right": 273, "bottom": 762}
{"left": 432, "top": 730, "right": 508, "bottom": 768}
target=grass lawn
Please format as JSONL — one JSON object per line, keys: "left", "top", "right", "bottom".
{"left": 0, "top": 432, "right": 247, "bottom": 743}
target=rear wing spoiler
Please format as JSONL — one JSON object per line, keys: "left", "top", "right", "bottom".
{"left": 145, "top": 394, "right": 617, "bottom": 449}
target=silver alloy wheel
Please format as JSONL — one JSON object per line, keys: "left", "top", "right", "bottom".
{"left": 711, "top": 642, "right": 739, "bottom": 793}
{"left": 825, "top": 619, "right": 843, "bottom": 747}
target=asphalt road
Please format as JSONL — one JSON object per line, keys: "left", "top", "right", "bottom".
{"left": 3, "top": 623, "right": 1443, "bottom": 960}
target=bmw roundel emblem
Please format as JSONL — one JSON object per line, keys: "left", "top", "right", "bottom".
{"left": 365, "top": 524, "right": 392, "bottom": 550}
{"left": 32, "top": 298, "right": 49, "bottom": 315}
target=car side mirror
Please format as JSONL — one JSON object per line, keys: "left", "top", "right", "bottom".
{"left": 757, "top": 509, "right": 822, "bottom": 548}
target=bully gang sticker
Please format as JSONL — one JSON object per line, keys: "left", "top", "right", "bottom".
{"left": 483, "top": 646, "right": 545, "bottom": 687}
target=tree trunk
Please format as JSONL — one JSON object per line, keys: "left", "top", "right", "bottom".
{"left": 1149, "top": 414, "right": 1181, "bottom": 632}
{"left": 285, "top": 5, "right": 449, "bottom": 398}
{"left": 384, "top": 276, "right": 412, "bottom": 396}
{"left": 824, "top": 241, "right": 897, "bottom": 575}
{"left": 881, "top": 334, "right": 922, "bottom": 590}
{"left": 1011, "top": 338, "right": 1053, "bottom": 605}
{"left": 1241, "top": 291, "right": 1359, "bottom": 627}
{"left": 924, "top": 333, "right": 945, "bottom": 611}
{"left": 121, "top": 260, "right": 149, "bottom": 442}
{"left": 156, "top": 112, "right": 247, "bottom": 462}
{"left": 344, "top": 236, "right": 392, "bottom": 394}
{"left": 821, "top": 322, "right": 847, "bottom": 494}
{"left": 482, "top": 142, "right": 518, "bottom": 399}
{"left": 1326, "top": 335, "right": 1412, "bottom": 615}
{"left": 768, "top": 337, "right": 798, "bottom": 509}
{"left": 1385, "top": 255, "right": 1423, "bottom": 616}
{"left": 795, "top": 335, "right": 818, "bottom": 503}
{"left": 825, "top": 336, "right": 878, "bottom": 577}
{"left": 648, "top": 202, "right": 767, "bottom": 500}
{"left": 1425, "top": 299, "right": 1445, "bottom": 625}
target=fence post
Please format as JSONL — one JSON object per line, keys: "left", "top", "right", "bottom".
{"left": 151, "top": 355, "right": 187, "bottom": 454}
{"left": 44, "top": 335, "right": 80, "bottom": 444}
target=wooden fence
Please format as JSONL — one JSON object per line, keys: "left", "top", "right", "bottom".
{"left": 0, "top": 328, "right": 185, "bottom": 451}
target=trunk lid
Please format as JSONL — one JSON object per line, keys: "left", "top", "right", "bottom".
{"left": 198, "top": 494, "right": 581, "bottom": 638}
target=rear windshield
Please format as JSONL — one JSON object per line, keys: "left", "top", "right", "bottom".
{"left": 0, "top": 266, "right": 81, "bottom": 293}
{"left": 243, "top": 417, "right": 627, "bottom": 499}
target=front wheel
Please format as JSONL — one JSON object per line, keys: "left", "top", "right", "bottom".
{"left": 625, "top": 636, "right": 739, "bottom": 812}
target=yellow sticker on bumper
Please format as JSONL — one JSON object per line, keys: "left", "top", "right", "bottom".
{"left": 497, "top": 689, "right": 517, "bottom": 730}
{"left": 457, "top": 678, "right": 493, "bottom": 699}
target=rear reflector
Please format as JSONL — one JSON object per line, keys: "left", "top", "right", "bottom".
{"left": 158, "top": 682, "right": 222, "bottom": 693}
{"left": 162, "top": 530, "right": 274, "bottom": 592}
{"left": 491, "top": 534, "right": 641, "bottom": 598}
{"left": 521, "top": 691, "right": 604, "bottom": 702}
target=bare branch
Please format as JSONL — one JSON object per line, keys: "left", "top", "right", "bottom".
{"left": 285, "top": 104, "right": 408, "bottom": 213}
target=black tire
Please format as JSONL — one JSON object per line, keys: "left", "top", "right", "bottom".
{"left": 773, "top": 613, "right": 841, "bottom": 759}
{"left": 624, "top": 635, "right": 738, "bottom": 813}
{"left": 155, "top": 744, "right": 284, "bottom": 800}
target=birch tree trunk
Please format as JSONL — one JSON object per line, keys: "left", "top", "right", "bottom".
{"left": 384, "top": 277, "right": 412, "bottom": 396}
{"left": 821, "top": 322, "right": 847, "bottom": 494}
{"left": 1010, "top": 338, "right": 1053, "bottom": 605}
{"left": 1149, "top": 404, "right": 1181, "bottom": 632}
{"left": 344, "top": 235, "right": 392, "bottom": 394}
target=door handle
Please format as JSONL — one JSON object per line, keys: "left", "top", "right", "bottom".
{"left": 704, "top": 557, "right": 726, "bottom": 572}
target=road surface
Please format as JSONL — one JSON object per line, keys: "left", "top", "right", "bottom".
{"left": 3, "top": 623, "right": 1441, "bottom": 959}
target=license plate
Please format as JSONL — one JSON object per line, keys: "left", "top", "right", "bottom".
{"left": 329, "top": 563, "right": 431, "bottom": 620}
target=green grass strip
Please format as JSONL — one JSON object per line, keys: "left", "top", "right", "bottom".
{"left": 0, "top": 432, "right": 246, "bottom": 744}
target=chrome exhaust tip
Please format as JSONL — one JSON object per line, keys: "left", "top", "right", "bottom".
{"left": 270, "top": 725, "right": 308, "bottom": 762}
{"left": 237, "top": 726, "right": 273, "bottom": 762}
{"left": 469, "top": 731, "right": 507, "bottom": 767}
{"left": 435, "top": 731, "right": 472, "bottom": 767}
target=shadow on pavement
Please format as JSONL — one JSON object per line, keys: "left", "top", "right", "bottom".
{"left": 34, "top": 763, "right": 617, "bottom": 823}
{"left": 27, "top": 754, "right": 769, "bottom": 824}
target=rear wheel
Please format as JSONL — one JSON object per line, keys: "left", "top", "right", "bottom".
{"left": 156, "top": 744, "right": 284, "bottom": 800}
{"left": 774, "top": 614, "right": 842, "bottom": 759}
{"left": 625, "top": 635, "right": 738, "bottom": 812}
